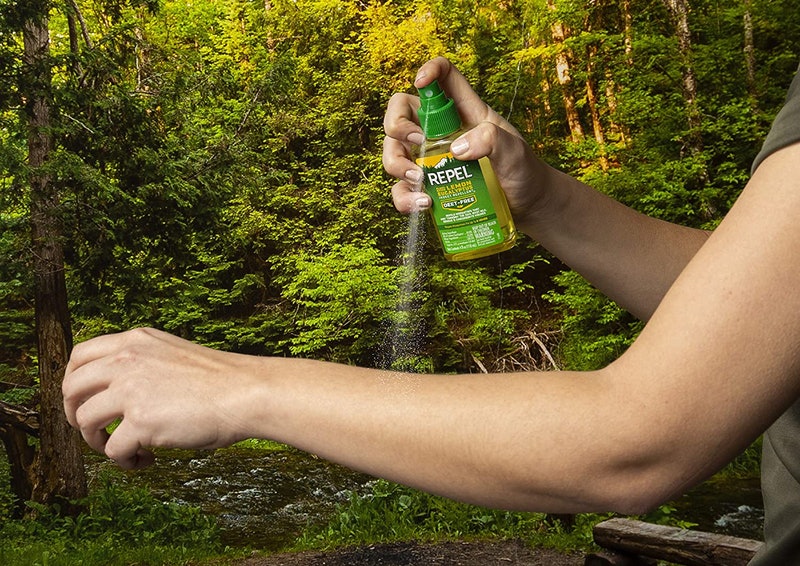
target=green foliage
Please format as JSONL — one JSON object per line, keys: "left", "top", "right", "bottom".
{"left": 6, "top": 0, "right": 796, "bottom": 555}
{"left": 281, "top": 244, "right": 397, "bottom": 363}
{"left": 295, "top": 478, "right": 601, "bottom": 552}
{"left": 718, "top": 438, "right": 763, "bottom": 480}
{"left": 423, "top": 258, "right": 535, "bottom": 372}
{"left": 0, "top": 474, "right": 224, "bottom": 566}
{"left": 545, "top": 271, "right": 642, "bottom": 371}
{"left": 2, "top": 0, "right": 798, "bottom": 378}
{"left": 0, "top": 206, "right": 35, "bottom": 382}
{"left": 640, "top": 504, "right": 698, "bottom": 530}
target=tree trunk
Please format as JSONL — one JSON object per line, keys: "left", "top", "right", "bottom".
{"left": 65, "top": 10, "right": 82, "bottom": 77}
{"left": 586, "top": 51, "right": 609, "bottom": 171}
{"left": 604, "top": 66, "right": 626, "bottom": 145}
{"left": 593, "top": 518, "right": 763, "bottom": 566}
{"left": 66, "top": 0, "right": 93, "bottom": 48}
{"left": 743, "top": 0, "right": 757, "bottom": 104}
{"left": 609, "top": 0, "right": 632, "bottom": 145}
{"left": 22, "top": 4, "right": 87, "bottom": 516}
{"left": 622, "top": 0, "right": 634, "bottom": 66}
{"left": 661, "top": 0, "right": 702, "bottom": 156}
{"left": 0, "top": 425, "right": 37, "bottom": 518}
{"left": 547, "top": 0, "right": 584, "bottom": 143}
{"left": 134, "top": 21, "right": 149, "bottom": 91}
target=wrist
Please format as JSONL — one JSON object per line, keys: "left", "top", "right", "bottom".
{"left": 512, "top": 159, "right": 571, "bottom": 238}
{"left": 217, "top": 354, "right": 280, "bottom": 444}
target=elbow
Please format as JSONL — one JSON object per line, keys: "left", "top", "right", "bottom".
{"left": 579, "top": 366, "right": 717, "bottom": 516}
{"left": 590, "top": 441, "right": 709, "bottom": 516}
{"left": 505, "top": 444, "right": 698, "bottom": 515}
{"left": 583, "top": 466, "right": 687, "bottom": 516}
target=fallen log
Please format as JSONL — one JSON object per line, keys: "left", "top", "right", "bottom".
{"left": 592, "top": 518, "right": 764, "bottom": 566}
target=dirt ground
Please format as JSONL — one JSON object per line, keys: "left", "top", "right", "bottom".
{"left": 231, "top": 540, "right": 587, "bottom": 566}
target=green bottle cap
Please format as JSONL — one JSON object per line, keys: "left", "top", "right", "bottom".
{"left": 417, "top": 80, "right": 462, "bottom": 139}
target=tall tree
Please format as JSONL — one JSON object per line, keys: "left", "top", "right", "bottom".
{"left": 21, "top": 0, "right": 87, "bottom": 513}
{"left": 605, "top": 0, "right": 629, "bottom": 145}
{"left": 581, "top": 2, "right": 610, "bottom": 170}
{"left": 661, "top": 0, "right": 702, "bottom": 156}
{"left": 743, "top": 0, "right": 756, "bottom": 104}
{"left": 547, "top": 0, "right": 585, "bottom": 143}
{"left": 621, "top": 0, "right": 633, "bottom": 66}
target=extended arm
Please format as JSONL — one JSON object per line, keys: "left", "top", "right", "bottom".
{"left": 64, "top": 142, "right": 800, "bottom": 515}
{"left": 231, "top": 143, "right": 800, "bottom": 513}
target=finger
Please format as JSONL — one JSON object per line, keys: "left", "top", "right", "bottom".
{"left": 392, "top": 180, "right": 431, "bottom": 214}
{"left": 63, "top": 331, "right": 151, "bottom": 428}
{"left": 72, "top": 391, "right": 122, "bottom": 453}
{"left": 66, "top": 332, "right": 127, "bottom": 374}
{"left": 104, "top": 419, "right": 155, "bottom": 470}
{"left": 63, "top": 358, "right": 120, "bottom": 429}
{"left": 383, "top": 92, "right": 423, "bottom": 141}
{"left": 447, "top": 121, "right": 504, "bottom": 161}
{"left": 66, "top": 327, "right": 166, "bottom": 374}
{"left": 413, "top": 57, "right": 489, "bottom": 127}
{"left": 382, "top": 135, "right": 423, "bottom": 183}
{"left": 450, "top": 121, "right": 531, "bottom": 174}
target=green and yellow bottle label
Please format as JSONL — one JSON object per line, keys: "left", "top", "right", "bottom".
{"left": 416, "top": 152, "right": 505, "bottom": 255}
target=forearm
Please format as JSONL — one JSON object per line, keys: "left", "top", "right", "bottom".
{"left": 243, "top": 358, "right": 645, "bottom": 513}
{"left": 518, "top": 163, "right": 710, "bottom": 320}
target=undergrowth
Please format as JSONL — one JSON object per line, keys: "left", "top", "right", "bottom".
{"left": 295, "top": 463, "right": 761, "bottom": 555}
{"left": 295, "top": 478, "right": 608, "bottom": 553}
{"left": 0, "top": 440, "right": 760, "bottom": 564}
{"left": 0, "top": 472, "right": 228, "bottom": 566}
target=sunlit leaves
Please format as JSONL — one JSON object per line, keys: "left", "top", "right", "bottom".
{"left": 3, "top": 0, "right": 800, "bottom": 377}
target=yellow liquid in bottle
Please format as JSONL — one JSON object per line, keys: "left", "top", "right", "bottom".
{"left": 416, "top": 136, "right": 516, "bottom": 261}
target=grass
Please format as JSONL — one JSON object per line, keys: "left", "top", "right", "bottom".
{"left": 293, "top": 440, "right": 763, "bottom": 555}
{"left": 0, "top": 470, "right": 236, "bottom": 566}
{"left": 294, "top": 478, "right": 608, "bottom": 554}
{"left": 0, "top": 438, "right": 762, "bottom": 565}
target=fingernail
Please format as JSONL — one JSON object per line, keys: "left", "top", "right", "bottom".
{"left": 407, "top": 132, "right": 425, "bottom": 146}
{"left": 414, "top": 69, "right": 428, "bottom": 84}
{"left": 415, "top": 196, "right": 431, "bottom": 210}
{"left": 451, "top": 138, "right": 469, "bottom": 155}
{"left": 405, "top": 169, "right": 422, "bottom": 183}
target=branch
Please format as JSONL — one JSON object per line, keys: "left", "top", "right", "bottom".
{"left": 67, "top": 0, "right": 94, "bottom": 49}
{"left": 0, "top": 381, "right": 35, "bottom": 393}
{"left": 0, "top": 400, "right": 39, "bottom": 436}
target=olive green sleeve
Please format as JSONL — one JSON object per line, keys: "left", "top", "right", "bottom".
{"left": 752, "top": 66, "right": 800, "bottom": 174}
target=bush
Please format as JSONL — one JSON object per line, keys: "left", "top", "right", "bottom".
{"left": 0, "top": 474, "right": 225, "bottom": 566}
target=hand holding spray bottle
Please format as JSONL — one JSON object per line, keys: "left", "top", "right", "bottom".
{"left": 414, "top": 80, "right": 517, "bottom": 261}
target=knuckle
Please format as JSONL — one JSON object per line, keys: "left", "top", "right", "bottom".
{"left": 62, "top": 387, "right": 78, "bottom": 408}
{"left": 476, "top": 122, "right": 500, "bottom": 144}
{"left": 104, "top": 444, "right": 125, "bottom": 465}
{"left": 115, "top": 376, "right": 147, "bottom": 404}
{"left": 111, "top": 348, "right": 137, "bottom": 368}
{"left": 387, "top": 92, "right": 407, "bottom": 106}
{"left": 72, "top": 402, "right": 85, "bottom": 424}
{"left": 381, "top": 142, "right": 394, "bottom": 166}
{"left": 61, "top": 377, "right": 73, "bottom": 398}
{"left": 127, "top": 327, "right": 154, "bottom": 340}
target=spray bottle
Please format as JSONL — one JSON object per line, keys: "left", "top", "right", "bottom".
{"left": 414, "top": 80, "right": 517, "bottom": 261}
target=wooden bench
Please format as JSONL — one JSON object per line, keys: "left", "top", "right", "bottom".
{"left": 585, "top": 518, "right": 764, "bottom": 566}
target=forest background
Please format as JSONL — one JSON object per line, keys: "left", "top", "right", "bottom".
{"left": 1, "top": 0, "right": 800, "bottom": 557}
